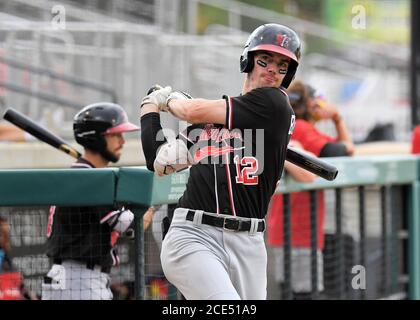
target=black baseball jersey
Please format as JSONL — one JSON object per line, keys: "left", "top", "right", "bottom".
{"left": 177, "top": 87, "right": 294, "bottom": 219}
{"left": 45, "top": 158, "right": 121, "bottom": 269}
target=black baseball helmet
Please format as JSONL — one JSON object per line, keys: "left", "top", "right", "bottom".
{"left": 73, "top": 102, "right": 139, "bottom": 162}
{"left": 240, "top": 23, "right": 301, "bottom": 88}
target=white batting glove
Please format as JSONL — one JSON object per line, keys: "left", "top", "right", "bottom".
{"left": 153, "top": 139, "right": 193, "bottom": 176}
{"left": 140, "top": 85, "right": 172, "bottom": 111}
{"left": 166, "top": 91, "right": 193, "bottom": 109}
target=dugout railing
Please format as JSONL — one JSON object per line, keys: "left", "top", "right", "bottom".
{"left": 0, "top": 155, "right": 419, "bottom": 300}
{"left": 275, "top": 155, "right": 419, "bottom": 300}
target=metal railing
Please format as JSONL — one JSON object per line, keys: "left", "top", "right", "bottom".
{"left": 0, "top": 56, "right": 117, "bottom": 103}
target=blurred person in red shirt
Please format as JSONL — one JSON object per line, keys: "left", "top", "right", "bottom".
{"left": 267, "top": 80, "right": 354, "bottom": 299}
{"left": 412, "top": 125, "right": 420, "bottom": 154}
{"left": 0, "top": 217, "right": 12, "bottom": 273}
{"left": 0, "top": 217, "right": 37, "bottom": 300}
{"left": 288, "top": 81, "right": 354, "bottom": 157}
{"left": 0, "top": 123, "right": 30, "bottom": 142}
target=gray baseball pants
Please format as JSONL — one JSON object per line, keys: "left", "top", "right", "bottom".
{"left": 161, "top": 208, "right": 267, "bottom": 300}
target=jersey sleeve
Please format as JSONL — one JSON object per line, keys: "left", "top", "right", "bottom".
{"left": 140, "top": 112, "right": 167, "bottom": 171}
{"left": 223, "top": 87, "right": 289, "bottom": 130}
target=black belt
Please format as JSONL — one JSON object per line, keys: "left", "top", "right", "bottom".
{"left": 53, "top": 258, "right": 111, "bottom": 274}
{"left": 186, "top": 210, "right": 265, "bottom": 232}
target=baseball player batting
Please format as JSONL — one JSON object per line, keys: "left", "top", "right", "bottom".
{"left": 42, "top": 102, "right": 140, "bottom": 300}
{"left": 140, "top": 23, "right": 301, "bottom": 299}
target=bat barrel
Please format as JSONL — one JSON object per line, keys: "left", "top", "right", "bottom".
{"left": 3, "top": 107, "right": 82, "bottom": 159}
{"left": 286, "top": 147, "right": 338, "bottom": 181}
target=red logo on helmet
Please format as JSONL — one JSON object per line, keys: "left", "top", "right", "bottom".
{"left": 275, "top": 34, "right": 289, "bottom": 48}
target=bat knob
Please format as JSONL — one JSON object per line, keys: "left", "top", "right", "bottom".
{"left": 147, "top": 84, "right": 163, "bottom": 95}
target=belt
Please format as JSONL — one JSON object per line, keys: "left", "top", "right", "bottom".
{"left": 186, "top": 210, "right": 265, "bottom": 232}
{"left": 53, "top": 258, "right": 111, "bottom": 274}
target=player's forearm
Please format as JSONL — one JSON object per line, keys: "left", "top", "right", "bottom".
{"left": 334, "top": 116, "right": 354, "bottom": 155}
{"left": 0, "top": 124, "right": 26, "bottom": 142}
{"left": 284, "top": 160, "right": 316, "bottom": 183}
{"left": 168, "top": 98, "right": 226, "bottom": 125}
{"left": 142, "top": 207, "right": 155, "bottom": 231}
{"left": 140, "top": 112, "right": 167, "bottom": 171}
{"left": 166, "top": 98, "right": 190, "bottom": 121}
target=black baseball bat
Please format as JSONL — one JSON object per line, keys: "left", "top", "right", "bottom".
{"left": 146, "top": 85, "right": 339, "bottom": 181}
{"left": 286, "top": 147, "right": 338, "bottom": 181}
{"left": 3, "top": 108, "right": 82, "bottom": 159}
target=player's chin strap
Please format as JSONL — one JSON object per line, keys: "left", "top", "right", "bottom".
{"left": 153, "top": 139, "right": 194, "bottom": 176}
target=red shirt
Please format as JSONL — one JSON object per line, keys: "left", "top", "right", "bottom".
{"left": 267, "top": 119, "right": 333, "bottom": 249}
{"left": 292, "top": 119, "right": 336, "bottom": 156}
{"left": 412, "top": 125, "right": 420, "bottom": 154}
{"left": 267, "top": 191, "right": 325, "bottom": 248}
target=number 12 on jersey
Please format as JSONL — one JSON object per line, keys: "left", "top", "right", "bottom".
{"left": 234, "top": 155, "right": 259, "bottom": 185}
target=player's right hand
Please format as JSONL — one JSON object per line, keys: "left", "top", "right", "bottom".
{"left": 141, "top": 85, "right": 172, "bottom": 111}
{"left": 166, "top": 91, "right": 193, "bottom": 104}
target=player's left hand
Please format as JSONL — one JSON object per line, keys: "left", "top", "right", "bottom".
{"left": 153, "top": 139, "right": 193, "bottom": 176}
{"left": 310, "top": 99, "right": 339, "bottom": 122}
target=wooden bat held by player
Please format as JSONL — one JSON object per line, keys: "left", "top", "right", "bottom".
{"left": 3, "top": 108, "right": 82, "bottom": 159}
{"left": 146, "top": 85, "right": 339, "bottom": 181}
